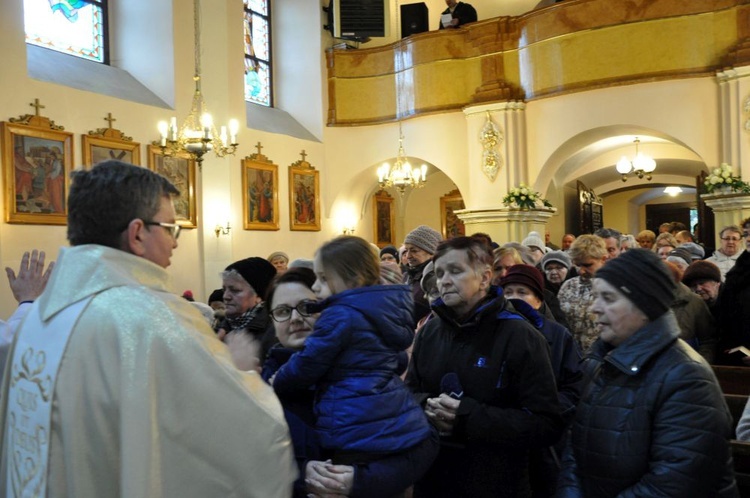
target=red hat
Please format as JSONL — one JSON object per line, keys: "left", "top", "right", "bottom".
{"left": 498, "top": 264, "right": 545, "bottom": 300}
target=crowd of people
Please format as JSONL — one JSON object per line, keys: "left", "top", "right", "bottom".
{"left": 0, "top": 160, "right": 745, "bottom": 497}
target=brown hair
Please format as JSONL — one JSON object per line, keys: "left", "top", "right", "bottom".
{"left": 316, "top": 235, "right": 381, "bottom": 289}
{"left": 434, "top": 237, "right": 493, "bottom": 270}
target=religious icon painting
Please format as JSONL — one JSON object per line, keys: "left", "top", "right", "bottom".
{"left": 1, "top": 116, "right": 73, "bottom": 225}
{"left": 82, "top": 117, "right": 140, "bottom": 168}
{"left": 440, "top": 189, "right": 466, "bottom": 240}
{"left": 242, "top": 156, "right": 280, "bottom": 231}
{"left": 289, "top": 154, "right": 321, "bottom": 232}
{"left": 148, "top": 145, "right": 197, "bottom": 228}
{"left": 373, "top": 189, "right": 395, "bottom": 248}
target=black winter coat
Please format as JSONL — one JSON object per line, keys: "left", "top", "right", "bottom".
{"left": 557, "top": 312, "right": 738, "bottom": 497}
{"left": 406, "top": 287, "right": 564, "bottom": 498}
{"left": 716, "top": 250, "right": 750, "bottom": 364}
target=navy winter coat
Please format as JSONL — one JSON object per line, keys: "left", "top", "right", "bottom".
{"left": 557, "top": 312, "right": 738, "bottom": 497}
{"left": 273, "top": 284, "right": 431, "bottom": 454}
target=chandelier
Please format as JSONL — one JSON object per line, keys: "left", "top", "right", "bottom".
{"left": 377, "top": 123, "right": 427, "bottom": 195}
{"left": 616, "top": 137, "right": 656, "bottom": 182}
{"left": 156, "top": 0, "right": 239, "bottom": 169}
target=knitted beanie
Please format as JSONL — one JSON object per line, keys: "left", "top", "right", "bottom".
{"left": 682, "top": 260, "right": 721, "bottom": 287}
{"left": 379, "top": 245, "right": 399, "bottom": 260}
{"left": 404, "top": 225, "right": 442, "bottom": 255}
{"left": 499, "top": 264, "right": 545, "bottom": 300}
{"left": 680, "top": 242, "right": 705, "bottom": 260}
{"left": 667, "top": 247, "right": 692, "bottom": 267}
{"left": 541, "top": 250, "right": 571, "bottom": 270}
{"left": 380, "top": 261, "right": 403, "bottom": 285}
{"left": 267, "top": 251, "right": 289, "bottom": 263}
{"left": 208, "top": 288, "right": 224, "bottom": 304}
{"left": 595, "top": 249, "right": 675, "bottom": 321}
{"left": 522, "top": 231, "right": 547, "bottom": 253}
{"left": 225, "top": 257, "right": 277, "bottom": 299}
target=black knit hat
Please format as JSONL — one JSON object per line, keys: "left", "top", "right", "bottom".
{"left": 208, "top": 289, "right": 224, "bottom": 304}
{"left": 595, "top": 249, "right": 675, "bottom": 321}
{"left": 682, "top": 260, "right": 721, "bottom": 287}
{"left": 225, "top": 257, "right": 277, "bottom": 300}
{"left": 379, "top": 245, "right": 399, "bottom": 260}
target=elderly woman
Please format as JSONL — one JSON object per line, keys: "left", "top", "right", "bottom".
{"left": 406, "top": 237, "right": 563, "bottom": 498}
{"left": 557, "top": 249, "right": 737, "bottom": 497}
{"left": 540, "top": 250, "right": 571, "bottom": 296}
{"left": 558, "top": 235, "right": 608, "bottom": 352}
{"left": 267, "top": 251, "right": 289, "bottom": 275}
{"left": 217, "top": 257, "right": 277, "bottom": 342}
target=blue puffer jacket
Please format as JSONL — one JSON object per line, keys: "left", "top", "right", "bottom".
{"left": 273, "top": 284, "right": 432, "bottom": 454}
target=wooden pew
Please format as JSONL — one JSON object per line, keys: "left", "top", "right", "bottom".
{"left": 713, "top": 366, "right": 750, "bottom": 396}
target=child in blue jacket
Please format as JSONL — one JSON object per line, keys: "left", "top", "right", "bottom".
{"left": 272, "top": 235, "right": 437, "bottom": 497}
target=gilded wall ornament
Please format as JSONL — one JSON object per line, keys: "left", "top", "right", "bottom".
{"left": 480, "top": 112, "right": 502, "bottom": 181}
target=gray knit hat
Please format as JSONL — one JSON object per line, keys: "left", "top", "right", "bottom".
{"left": 404, "top": 225, "right": 442, "bottom": 255}
{"left": 522, "top": 231, "right": 547, "bottom": 253}
{"left": 541, "top": 250, "right": 571, "bottom": 270}
{"left": 680, "top": 242, "right": 705, "bottom": 260}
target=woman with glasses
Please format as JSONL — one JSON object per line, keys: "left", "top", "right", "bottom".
{"left": 715, "top": 219, "right": 750, "bottom": 365}
{"left": 540, "top": 250, "right": 571, "bottom": 296}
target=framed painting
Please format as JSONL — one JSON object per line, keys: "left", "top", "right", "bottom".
{"left": 289, "top": 160, "right": 321, "bottom": 232}
{"left": 147, "top": 145, "right": 197, "bottom": 228}
{"left": 373, "top": 189, "right": 395, "bottom": 248}
{"left": 440, "top": 189, "right": 466, "bottom": 240}
{"left": 82, "top": 130, "right": 140, "bottom": 167}
{"left": 242, "top": 157, "right": 279, "bottom": 231}
{"left": 1, "top": 121, "right": 73, "bottom": 225}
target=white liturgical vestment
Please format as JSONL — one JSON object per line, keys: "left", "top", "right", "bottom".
{"left": 0, "top": 245, "right": 295, "bottom": 498}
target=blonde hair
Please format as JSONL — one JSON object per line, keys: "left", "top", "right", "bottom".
{"left": 569, "top": 234, "right": 607, "bottom": 262}
{"left": 654, "top": 232, "right": 678, "bottom": 251}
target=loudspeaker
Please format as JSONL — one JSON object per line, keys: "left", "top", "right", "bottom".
{"left": 400, "top": 2, "right": 428, "bottom": 39}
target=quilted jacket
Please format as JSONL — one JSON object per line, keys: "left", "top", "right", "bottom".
{"left": 273, "top": 284, "right": 431, "bottom": 454}
{"left": 557, "top": 312, "right": 738, "bottom": 497}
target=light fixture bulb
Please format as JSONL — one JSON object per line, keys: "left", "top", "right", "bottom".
{"left": 616, "top": 156, "right": 632, "bottom": 174}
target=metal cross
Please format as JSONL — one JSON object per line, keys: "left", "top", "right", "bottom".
{"left": 30, "top": 99, "right": 45, "bottom": 116}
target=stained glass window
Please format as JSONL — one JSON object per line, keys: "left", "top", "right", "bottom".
{"left": 24, "top": 0, "right": 108, "bottom": 64}
{"left": 244, "top": 0, "right": 271, "bottom": 107}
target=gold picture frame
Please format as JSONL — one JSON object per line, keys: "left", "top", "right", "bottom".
{"left": 1, "top": 119, "right": 73, "bottom": 225}
{"left": 242, "top": 156, "right": 280, "bottom": 231}
{"left": 289, "top": 154, "right": 321, "bottom": 232}
{"left": 440, "top": 189, "right": 466, "bottom": 240}
{"left": 82, "top": 125, "right": 140, "bottom": 167}
{"left": 373, "top": 189, "right": 395, "bottom": 248}
{"left": 147, "top": 145, "right": 197, "bottom": 228}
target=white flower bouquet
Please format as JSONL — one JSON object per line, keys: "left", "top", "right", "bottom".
{"left": 502, "top": 183, "right": 553, "bottom": 210}
{"left": 704, "top": 163, "right": 750, "bottom": 194}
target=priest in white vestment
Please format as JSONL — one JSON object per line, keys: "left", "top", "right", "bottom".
{"left": 0, "top": 161, "right": 295, "bottom": 498}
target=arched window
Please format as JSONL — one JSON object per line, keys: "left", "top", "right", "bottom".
{"left": 23, "top": 0, "right": 109, "bottom": 64}
{"left": 244, "top": 0, "right": 272, "bottom": 107}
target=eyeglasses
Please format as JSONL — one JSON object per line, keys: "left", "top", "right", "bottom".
{"left": 721, "top": 236, "right": 741, "bottom": 242}
{"left": 270, "top": 300, "right": 316, "bottom": 322}
{"left": 144, "top": 221, "right": 181, "bottom": 240}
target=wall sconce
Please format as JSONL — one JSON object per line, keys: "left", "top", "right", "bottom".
{"left": 215, "top": 222, "right": 231, "bottom": 238}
